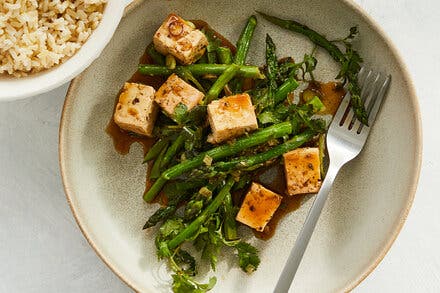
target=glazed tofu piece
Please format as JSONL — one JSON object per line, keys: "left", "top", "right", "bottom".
{"left": 153, "top": 14, "right": 208, "bottom": 64}
{"left": 207, "top": 93, "right": 258, "bottom": 144}
{"left": 113, "top": 82, "right": 158, "bottom": 137}
{"left": 236, "top": 183, "right": 282, "bottom": 232}
{"left": 154, "top": 73, "right": 204, "bottom": 116}
{"left": 283, "top": 147, "right": 322, "bottom": 195}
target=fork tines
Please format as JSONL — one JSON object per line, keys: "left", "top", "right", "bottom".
{"left": 335, "top": 66, "right": 391, "bottom": 136}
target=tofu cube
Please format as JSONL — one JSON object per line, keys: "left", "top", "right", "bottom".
{"left": 207, "top": 93, "right": 258, "bottom": 144}
{"left": 153, "top": 14, "right": 208, "bottom": 64}
{"left": 113, "top": 82, "right": 158, "bottom": 137}
{"left": 154, "top": 73, "right": 204, "bottom": 116}
{"left": 283, "top": 147, "right": 322, "bottom": 195}
{"left": 236, "top": 182, "right": 282, "bottom": 232}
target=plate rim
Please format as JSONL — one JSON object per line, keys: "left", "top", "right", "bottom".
{"left": 59, "top": 0, "right": 423, "bottom": 291}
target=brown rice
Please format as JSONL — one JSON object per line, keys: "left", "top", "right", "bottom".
{"left": 0, "top": 0, "right": 107, "bottom": 77}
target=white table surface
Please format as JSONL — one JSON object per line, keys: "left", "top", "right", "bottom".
{"left": 1, "top": 0, "right": 438, "bottom": 292}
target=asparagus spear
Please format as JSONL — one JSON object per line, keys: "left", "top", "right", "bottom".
{"left": 205, "top": 30, "right": 220, "bottom": 64}
{"left": 163, "top": 179, "right": 208, "bottom": 196}
{"left": 150, "top": 142, "right": 169, "bottom": 179}
{"left": 257, "top": 11, "right": 368, "bottom": 125}
{"left": 216, "top": 47, "right": 233, "bottom": 64}
{"left": 161, "top": 132, "right": 186, "bottom": 169}
{"left": 204, "top": 64, "right": 239, "bottom": 104}
{"left": 144, "top": 179, "right": 207, "bottom": 229}
{"left": 265, "top": 34, "right": 278, "bottom": 108}
{"left": 232, "top": 15, "right": 258, "bottom": 92}
{"left": 183, "top": 183, "right": 218, "bottom": 221}
{"left": 143, "top": 193, "right": 185, "bottom": 229}
{"left": 213, "top": 130, "right": 315, "bottom": 171}
{"left": 167, "top": 177, "right": 235, "bottom": 250}
{"left": 143, "top": 121, "right": 294, "bottom": 202}
{"left": 146, "top": 43, "right": 165, "bottom": 65}
{"left": 138, "top": 64, "right": 264, "bottom": 79}
{"left": 223, "top": 192, "right": 238, "bottom": 241}
{"left": 196, "top": 53, "right": 209, "bottom": 64}
{"left": 175, "top": 67, "right": 206, "bottom": 93}
{"left": 258, "top": 12, "right": 345, "bottom": 62}
{"left": 165, "top": 54, "right": 176, "bottom": 70}
{"left": 143, "top": 138, "right": 168, "bottom": 163}
{"left": 274, "top": 77, "right": 299, "bottom": 104}
{"left": 234, "top": 15, "right": 258, "bottom": 65}
{"left": 254, "top": 77, "right": 299, "bottom": 118}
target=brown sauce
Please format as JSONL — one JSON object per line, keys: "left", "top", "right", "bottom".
{"left": 106, "top": 20, "right": 237, "bottom": 204}
{"left": 252, "top": 164, "right": 306, "bottom": 240}
{"left": 105, "top": 52, "right": 161, "bottom": 155}
{"left": 248, "top": 82, "right": 345, "bottom": 240}
{"left": 106, "top": 20, "right": 235, "bottom": 156}
{"left": 304, "top": 81, "right": 345, "bottom": 116}
{"left": 105, "top": 19, "right": 344, "bottom": 240}
{"left": 105, "top": 121, "right": 154, "bottom": 155}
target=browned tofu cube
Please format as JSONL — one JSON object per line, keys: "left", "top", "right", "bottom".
{"left": 154, "top": 73, "right": 204, "bottom": 116}
{"left": 283, "top": 147, "right": 322, "bottom": 195}
{"left": 113, "top": 82, "right": 158, "bottom": 137}
{"left": 207, "top": 93, "right": 258, "bottom": 144}
{"left": 236, "top": 182, "right": 282, "bottom": 232}
{"left": 153, "top": 14, "right": 208, "bottom": 64}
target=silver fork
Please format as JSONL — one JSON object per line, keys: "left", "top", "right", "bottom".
{"left": 274, "top": 67, "right": 391, "bottom": 293}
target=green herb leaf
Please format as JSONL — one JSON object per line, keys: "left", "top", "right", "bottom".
{"left": 257, "top": 12, "right": 369, "bottom": 124}
{"left": 235, "top": 242, "right": 261, "bottom": 273}
{"left": 173, "top": 103, "right": 189, "bottom": 125}
{"left": 302, "top": 53, "right": 317, "bottom": 79}
{"left": 172, "top": 274, "right": 216, "bottom": 293}
{"left": 258, "top": 110, "right": 281, "bottom": 125}
{"left": 174, "top": 249, "right": 197, "bottom": 275}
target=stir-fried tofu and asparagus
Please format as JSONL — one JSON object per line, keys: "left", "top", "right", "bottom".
{"left": 110, "top": 12, "right": 366, "bottom": 292}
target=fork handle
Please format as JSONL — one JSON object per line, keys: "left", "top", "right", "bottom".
{"left": 274, "top": 163, "right": 342, "bottom": 293}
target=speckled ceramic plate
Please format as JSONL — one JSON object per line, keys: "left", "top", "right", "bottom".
{"left": 59, "top": 0, "right": 422, "bottom": 292}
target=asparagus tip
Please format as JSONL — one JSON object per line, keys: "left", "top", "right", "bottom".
{"left": 249, "top": 14, "right": 258, "bottom": 24}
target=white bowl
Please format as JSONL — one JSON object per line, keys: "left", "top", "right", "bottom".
{"left": 60, "top": 0, "right": 422, "bottom": 292}
{"left": 0, "top": 0, "right": 133, "bottom": 101}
